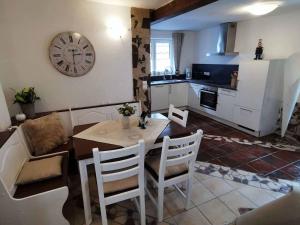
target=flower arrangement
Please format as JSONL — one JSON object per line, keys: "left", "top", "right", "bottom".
{"left": 118, "top": 103, "right": 136, "bottom": 117}
{"left": 13, "top": 87, "right": 40, "bottom": 104}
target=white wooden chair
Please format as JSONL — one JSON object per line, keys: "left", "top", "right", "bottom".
{"left": 168, "top": 104, "right": 189, "bottom": 127}
{"left": 92, "top": 140, "right": 146, "bottom": 225}
{"left": 145, "top": 130, "right": 203, "bottom": 222}
{"left": 0, "top": 130, "right": 69, "bottom": 225}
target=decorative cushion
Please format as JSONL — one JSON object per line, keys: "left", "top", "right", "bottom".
{"left": 22, "top": 113, "right": 67, "bottom": 156}
{"left": 89, "top": 174, "right": 138, "bottom": 198}
{"left": 16, "top": 156, "right": 63, "bottom": 185}
{"left": 145, "top": 153, "right": 188, "bottom": 180}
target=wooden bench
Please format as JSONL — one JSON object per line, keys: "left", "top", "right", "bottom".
{"left": 0, "top": 128, "right": 69, "bottom": 225}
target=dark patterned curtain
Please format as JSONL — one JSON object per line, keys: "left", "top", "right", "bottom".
{"left": 131, "top": 8, "right": 151, "bottom": 113}
{"left": 172, "top": 33, "right": 184, "bottom": 75}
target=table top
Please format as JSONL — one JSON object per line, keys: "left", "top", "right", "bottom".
{"left": 73, "top": 113, "right": 198, "bottom": 160}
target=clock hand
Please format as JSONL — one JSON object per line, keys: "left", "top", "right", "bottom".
{"left": 72, "top": 49, "right": 75, "bottom": 65}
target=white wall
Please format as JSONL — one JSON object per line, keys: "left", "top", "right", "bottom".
{"left": 0, "top": 0, "right": 133, "bottom": 116}
{"left": 194, "top": 9, "right": 300, "bottom": 65}
{"left": 151, "top": 30, "right": 196, "bottom": 74}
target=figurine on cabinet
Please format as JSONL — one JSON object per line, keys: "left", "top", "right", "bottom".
{"left": 138, "top": 111, "right": 149, "bottom": 129}
{"left": 254, "top": 39, "right": 264, "bottom": 60}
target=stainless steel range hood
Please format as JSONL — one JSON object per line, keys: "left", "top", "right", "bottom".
{"left": 210, "top": 22, "right": 239, "bottom": 56}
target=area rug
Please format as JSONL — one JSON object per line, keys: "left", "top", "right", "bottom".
{"left": 203, "top": 134, "right": 300, "bottom": 152}
{"left": 195, "top": 161, "right": 299, "bottom": 193}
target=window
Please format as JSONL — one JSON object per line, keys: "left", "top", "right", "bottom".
{"left": 150, "top": 39, "right": 174, "bottom": 76}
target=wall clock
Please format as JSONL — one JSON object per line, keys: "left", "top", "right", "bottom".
{"left": 49, "top": 32, "right": 95, "bottom": 77}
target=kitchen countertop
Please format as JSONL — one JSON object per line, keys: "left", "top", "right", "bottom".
{"left": 150, "top": 79, "right": 237, "bottom": 90}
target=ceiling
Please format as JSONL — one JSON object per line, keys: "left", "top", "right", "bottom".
{"left": 151, "top": 0, "right": 300, "bottom": 31}
{"left": 87, "top": 0, "right": 171, "bottom": 9}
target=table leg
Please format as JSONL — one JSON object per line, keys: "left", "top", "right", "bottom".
{"left": 79, "top": 160, "right": 92, "bottom": 225}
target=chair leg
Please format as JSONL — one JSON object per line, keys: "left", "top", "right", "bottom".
{"left": 185, "top": 178, "right": 192, "bottom": 210}
{"left": 157, "top": 186, "right": 164, "bottom": 222}
{"left": 100, "top": 204, "right": 108, "bottom": 225}
{"left": 140, "top": 193, "right": 146, "bottom": 225}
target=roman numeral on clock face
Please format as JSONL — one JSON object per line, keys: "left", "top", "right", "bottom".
{"left": 86, "top": 53, "right": 93, "bottom": 56}
{"left": 69, "top": 35, "right": 73, "bottom": 43}
{"left": 57, "top": 60, "right": 64, "bottom": 66}
{"left": 60, "top": 37, "right": 66, "bottom": 45}
{"left": 65, "top": 65, "right": 69, "bottom": 72}
{"left": 74, "top": 67, "right": 77, "bottom": 74}
{"left": 85, "top": 60, "right": 91, "bottom": 64}
{"left": 83, "top": 45, "right": 88, "bottom": 49}
{"left": 53, "top": 54, "right": 61, "bottom": 57}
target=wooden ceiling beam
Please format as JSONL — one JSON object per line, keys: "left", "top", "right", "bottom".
{"left": 152, "top": 0, "right": 217, "bottom": 24}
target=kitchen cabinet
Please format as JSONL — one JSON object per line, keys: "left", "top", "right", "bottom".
{"left": 236, "top": 61, "right": 269, "bottom": 111}
{"left": 188, "top": 84, "right": 201, "bottom": 109}
{"left": 234, "top": 60, "right": 284, "bottom": 135}
{"left": 216, "top": 88, "right": 237, "bottom": 122}
{"left": 233, "top": 106, "right": 260, "bottom": 131}
{"left": 151, "top": 85, "right": 169, "bottom": 111}
{"left": 169, "top": 83, "right": 188, "bottom": 107}
{"left": 151, "top": 83, "right": 188, "bottom": 111}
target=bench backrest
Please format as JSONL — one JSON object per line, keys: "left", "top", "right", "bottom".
{"left": 71, "top": 102, "right": 141, "bottom": 126}
{"left": 0, "top": 129, "right": 29, "bottom": 196}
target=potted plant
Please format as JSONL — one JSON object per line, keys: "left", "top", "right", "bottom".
{"left": 13, "top": 87, "right": 40, "bottom": 118}
{"left": 118, "top": 103, "right": 136, "bottom": 129}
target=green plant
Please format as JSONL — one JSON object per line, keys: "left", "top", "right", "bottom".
{"left": 13, "top": 87, "right": 40, "bottom": 104}
{"left": 118, "top": 103, "right": 136, "bottom": 116}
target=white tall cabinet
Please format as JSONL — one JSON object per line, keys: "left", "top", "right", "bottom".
{"left": 233, "top": 60, "right": 285, "bottom": 135}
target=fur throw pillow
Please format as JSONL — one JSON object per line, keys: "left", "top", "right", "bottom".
{"left": 22, "top": 113, "right": 67, "bottom": 156}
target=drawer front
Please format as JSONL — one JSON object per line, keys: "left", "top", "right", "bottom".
{"left": 233, "top": 106, "right": 261, "bottom": 131}
{"left": 218, "top": 88, "right": 237, "bottom": 97}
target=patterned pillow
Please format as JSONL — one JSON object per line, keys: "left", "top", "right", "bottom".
{"left": 22, "top": 113, "right": 67, "bottom": 156}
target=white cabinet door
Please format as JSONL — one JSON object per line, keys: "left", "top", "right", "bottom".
{"left": 188, "top": 84, "right": 201, "bottom": 109}
{"left": 151, "top": 85, "right": 170, "bottom": 111}
{"left": 169, "top": 83, "right": 188, "bottom": 107}
{"left": 233, "top": 105, "right": 261, "bottom": 131}
{"left": 216, "top": 89, "right": 237, "bottom": 122}
{"left": 237, "top": 61, "right": 270, "bottom": 110}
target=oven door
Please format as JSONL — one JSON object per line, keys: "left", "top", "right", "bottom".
{"left": 200, "top": 89, "right": 218, "bottom": 110}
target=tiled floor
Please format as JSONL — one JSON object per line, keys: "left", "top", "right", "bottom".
{"left": 65, "top": 169, "right": 282, "bottom": 225}
{"left": 64, "top": 111, "right": 300, "bottom": 225}
{"left": 186, "top": 111, "right": 300, "bottom": 182}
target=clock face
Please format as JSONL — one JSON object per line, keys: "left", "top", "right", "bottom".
{"left": 49, "top": 32, "right": 95, "bottom": 77}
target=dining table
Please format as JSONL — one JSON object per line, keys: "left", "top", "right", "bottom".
{"left": 73, "top": 113, "right": 198, "bottom": 225}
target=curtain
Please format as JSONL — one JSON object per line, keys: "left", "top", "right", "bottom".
{"left": 172, "top": 33, "right": 184, "bottom": 75}
{"left": 131, "top": 8, "right": 151, "bottom": 113}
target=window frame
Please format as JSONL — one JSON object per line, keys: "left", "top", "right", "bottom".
{"left": 150, "top": 38, "right": 174, "bottom": 76}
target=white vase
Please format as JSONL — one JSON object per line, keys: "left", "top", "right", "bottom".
{"left": 121, "top": 116, "right": 130, "bottom": 129}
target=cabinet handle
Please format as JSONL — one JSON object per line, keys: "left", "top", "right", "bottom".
{"left": 154, "top": 85, "right": 166, "bottom": 88}
{"left": 240, "top": 107, "right": 252, "bottom": 113}
{"left": 169, "top": 85, "right": 171, "bottom": 94}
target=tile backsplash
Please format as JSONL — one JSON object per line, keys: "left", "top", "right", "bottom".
{"left": 192, "top": 64, "right": 239, "bottom": 85}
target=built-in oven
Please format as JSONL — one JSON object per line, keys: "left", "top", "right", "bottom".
{"left": 200, "top": 86, "right": 218, "bottom": 111}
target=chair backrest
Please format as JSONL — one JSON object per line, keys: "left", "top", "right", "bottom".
{"left": 168, "top": 104, "right": 189, "bottom": 127}
{"left": 159, "top": 130, "right": 203, "bottom": 182}
{"left": 0, "top": 130, "right": 29, "bottom": 196}
{"left": 92, "top": 140, "right": 145, "bottom": 201}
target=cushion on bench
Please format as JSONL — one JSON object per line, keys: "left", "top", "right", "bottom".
{"left": 16, "top": 155, "right": 63, "bottom": 185}
{"left": 13, "top": 152, "right": 69, "bottom": 199}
